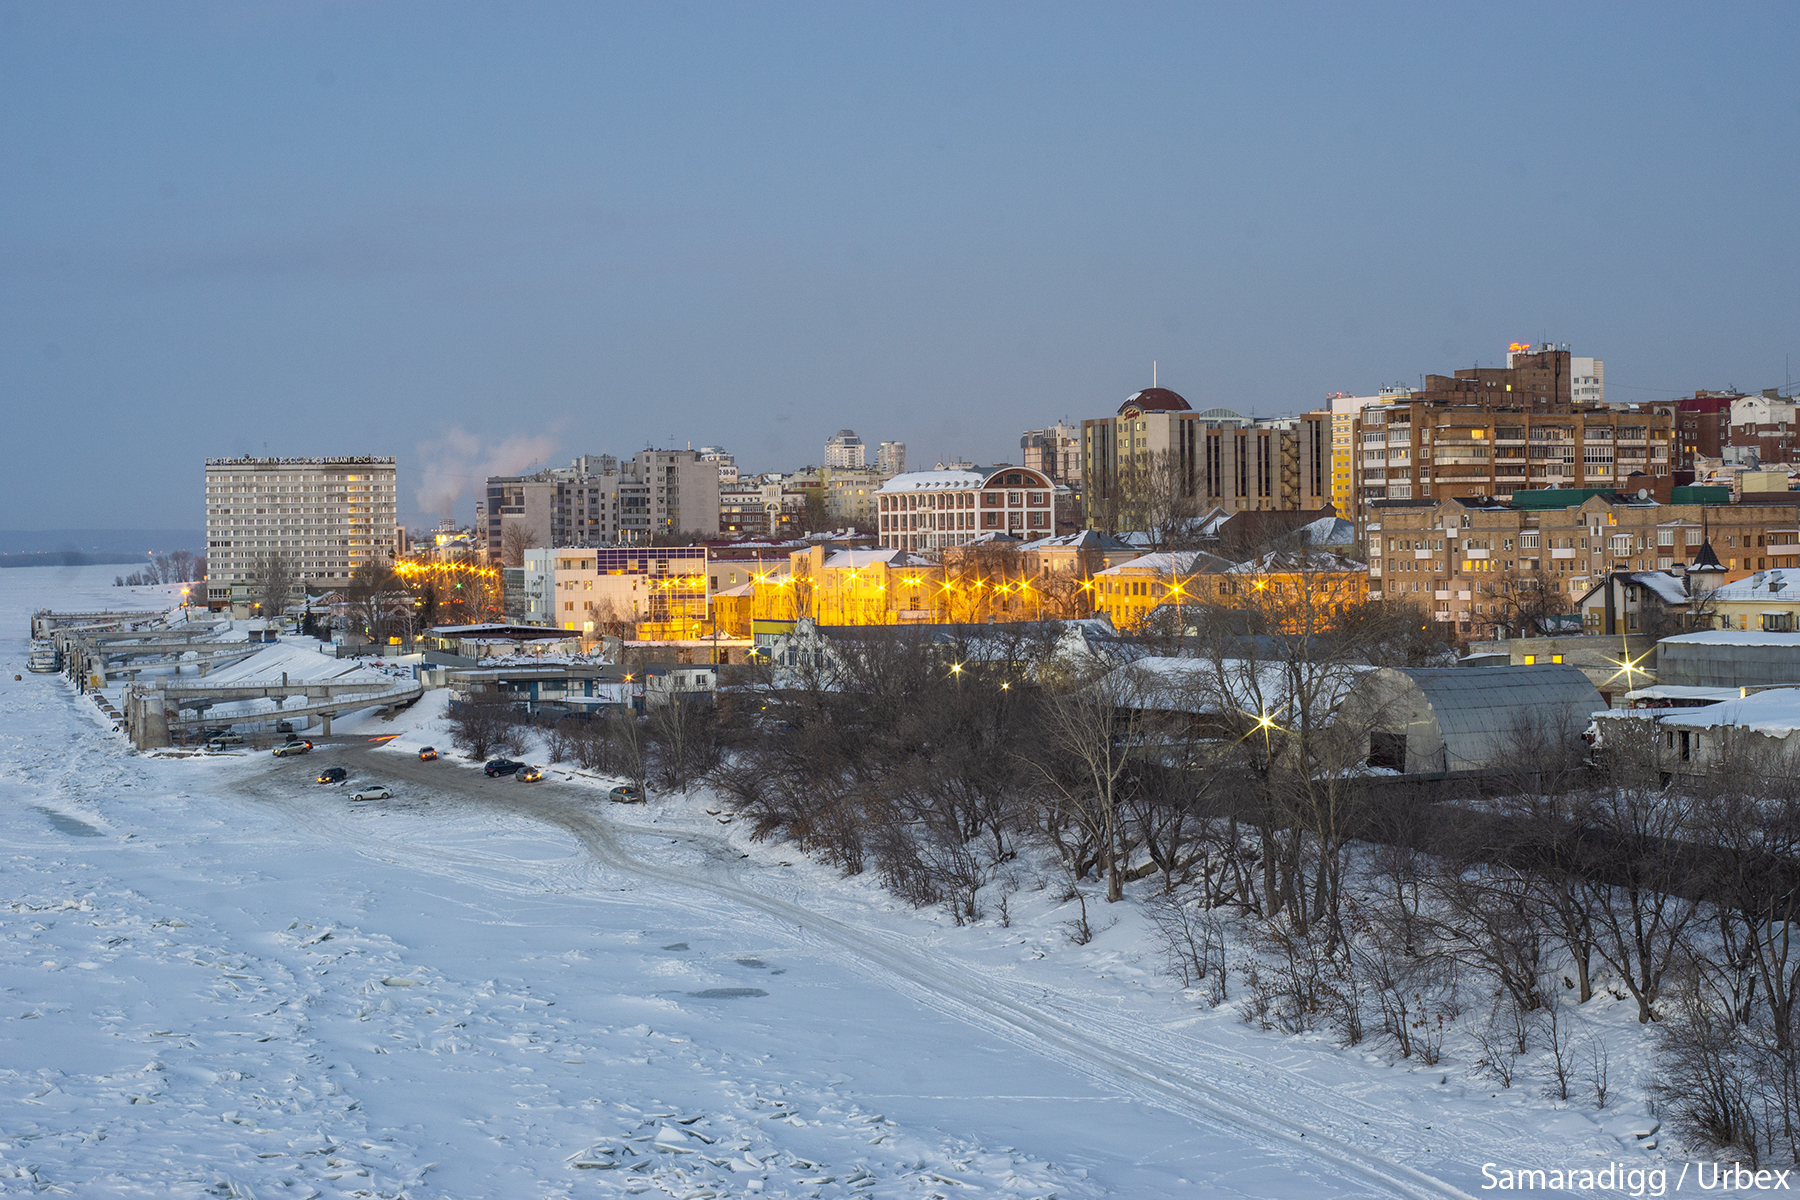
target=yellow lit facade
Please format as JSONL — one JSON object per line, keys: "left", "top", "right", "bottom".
{"left": 1093, "top": 550, "right": 1370, "bottom": 632}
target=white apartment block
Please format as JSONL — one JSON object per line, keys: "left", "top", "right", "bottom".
{"left": 521, "top": 545, "right": 709, "bottom": 632}
{"left": 876, "top": 440, "right": 906, "bottom": 475}
{"left": 825, "top": 430, "right": 866, "bottom": 469}
{"left": 1572, "top": 356, "right": 1605, "bottom": 406}
{"left": 204, "top": 456, "right": 398, "bottom": 608}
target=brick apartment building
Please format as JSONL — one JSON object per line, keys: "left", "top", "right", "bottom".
{"left": 1351, "top": 403, "right": 1675, "bottom": 513}
{"left": 1367, "top": 488, "right": 1800, "bottom": 639}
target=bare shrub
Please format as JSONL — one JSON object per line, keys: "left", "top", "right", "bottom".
{"left": 1473, "top": 1003, "right": 1523, "bottom": 1088}
{"left": 1147, "top": 894, "right": 1229, "bottom": 1004}
{"left": 1540, "top": 999, "right": 1574, "bottom": 1101}
{"left": 543, "top": 718, "right": 575, "bottom": 766}
{"left": 1585, "top": 1036, "right": 1610, "bottom": 1108}
{"left": 448, "top": 692, "right": 518, "bottom": 762}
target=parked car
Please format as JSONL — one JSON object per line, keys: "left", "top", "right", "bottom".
{"left": 484, "top": 759, "right": 525, "bottom": 777}
{"left": 206, "top": 732, "right": 244, "bottom": 748}
{"left": 417, "top": 746, "right": 438, "bottom": 761}
{"left": 316, "top": 766, "right": 348, "bottom": 784}
{"left": 516, "top": 765, "right": 544, "bottom": 783}
{"left": 275, "top": 720, "right": 295, "bottom": 735}
{"left": 608, "top": 784, "right": 644, "bottom": 803}
{"left": 349, "top": 785, "right": 392, "bottom": 802}
{"left": 272, "top": 739, "right": 313, "bottom": 757}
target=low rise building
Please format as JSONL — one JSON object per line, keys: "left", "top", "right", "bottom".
{"left": 521, "top": 546, "right": 708, "bottom": 637}
{"left": 1693, "top": 568, "right": 1800, "bottom": 633}
{"left": 877, "top": 466, "right": 1057, "bottom": 552}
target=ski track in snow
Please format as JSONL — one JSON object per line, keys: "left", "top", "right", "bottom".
{"left": 0, "top": 569, "right": 1658, "bottom": 1197}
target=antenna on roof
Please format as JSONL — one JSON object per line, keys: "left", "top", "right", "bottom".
{"left": 1153, "top": 360, "right": 1157, "bottom": 388}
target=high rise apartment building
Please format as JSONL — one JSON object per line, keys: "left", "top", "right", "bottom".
{"left": 698, "top": 446, "right": 738, "bottom": 482}
{"left": 631, "top": 448, "right": 721, "bottom": 539}
{"left": 1571, "top": 356, "right": 1605, "bottom": 406}
{"left": 1328, "top": 390, "right": 1407, "bottom": 514}
{"left": 484, "top": 449, "right": 720, "bottom": 560}
{"left": 1343, "top": 345, "right": 1672, "bottom": 519}
{"left": 204, "top": 456, "right": 398, "bottom": 608}
{"left": 825, "top": 430, "right": 866, "bottom": 469}
{"left": 1350, "top": 402, "right": 1673, "bottom": 513}
{"left": 1080, "top": 388, "right": 1330, "bottom": 528}
{"left": 485, "top": 467, "right": 650, "bottom": 558}
{"left": 876, "top": 441, "right": 906, "bottom": 476}
{"left": 1020, "top": 422, "right": 1083, "bottom": 484}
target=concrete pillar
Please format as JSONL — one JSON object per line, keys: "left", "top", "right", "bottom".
{"left": 320, "top": 712, "right": 335, "bottom": 736}
{"left": 131, "top": 690, "right": 171, "bottom": 750}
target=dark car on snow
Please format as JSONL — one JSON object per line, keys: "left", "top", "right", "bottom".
{"left": 484, "top": 759, "right": 525, "bottom": 777}
{"left": 316, "top": 766, "right": 348, "bottom": 784}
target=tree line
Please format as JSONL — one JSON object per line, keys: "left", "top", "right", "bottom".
{"left": 115, "top": 550, "right": 204, "bottom": 587}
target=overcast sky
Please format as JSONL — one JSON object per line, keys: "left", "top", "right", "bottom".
{"left": 5, "top": 2, "right": 1797, "bottom": 532}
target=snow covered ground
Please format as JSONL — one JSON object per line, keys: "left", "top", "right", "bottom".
{"left": 1, "top": 566, "right": 1672, "bottom": 1197}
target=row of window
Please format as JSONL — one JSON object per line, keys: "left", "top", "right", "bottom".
{"left": 880, "top": 490, "right": 1048, "bottom": 511}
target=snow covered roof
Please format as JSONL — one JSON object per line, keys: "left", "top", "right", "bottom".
{"left": 1097, "top": 656, "right": 1368, "bottom": 718}
{"left": 819, "top": 548, "right": 932, "bottom": 570}
{"left": 1225, "top": 549, "right": 1365, "bottom": 575}
{"left": 1024, "top": 530, "right": 1136, "bottom": 552}
{"left": 876, "top": 469, "right": 988, "bottom": 492}
{"left": 1093, "top": 550, "right": 1235, "bottom": 576}
{"left": 1633, "top": 572, "right": 1692, "bottom": 605}
{"left": 1657, "top": 687, "right": 1800, "bottom": 736}
{"left": 1292, "top": 515, "right": 1357, "bottom": 547}
{"left": 1706, "top": 569, "right": 1800, "bottom": 603}
{"left": 1658, "top": 629, "right": 1800, "bottom": 648}
{"left": 1623, "top": 685, "right": 1739, "bottom": 703}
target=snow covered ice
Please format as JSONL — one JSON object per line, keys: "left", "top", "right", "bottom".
{"left": 0, "top": 566, "right": 1668, "bottom": 1197}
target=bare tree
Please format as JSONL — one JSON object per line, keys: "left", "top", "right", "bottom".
{"left": 1033, "top": 662, "right": 1148, "bottom": 904}
{"left": 1491, "top": 567, "right": 1575, "bottom": 638}
{"left": 347, "top": 562, "right": 409, "bottom": 644}
{"left": 1097, "top": 449, "right": 1199, "bottom": 548}
{"left": 647, "top": 694, "right": 720, "bottom": 794}
{"left": 249, "top": 551, "right": 299, "bottom": 620}
{"left": 500, "top": 522, "right": 540, "bottom": 569}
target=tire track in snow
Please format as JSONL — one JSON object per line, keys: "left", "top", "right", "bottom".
{"left": 515, "top": 795, "right": 1479, "bottom": 1200}
{"left": 242, "top": 751, "right": 1480, "bottom": 1200}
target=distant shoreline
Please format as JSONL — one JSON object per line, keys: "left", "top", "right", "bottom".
{"left": 0, "top": 552, "right": 186, "bottom": 569}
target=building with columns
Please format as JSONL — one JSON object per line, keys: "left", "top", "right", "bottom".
{"left": 876, "top": 466, "right": 1057, "bottom": 553}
